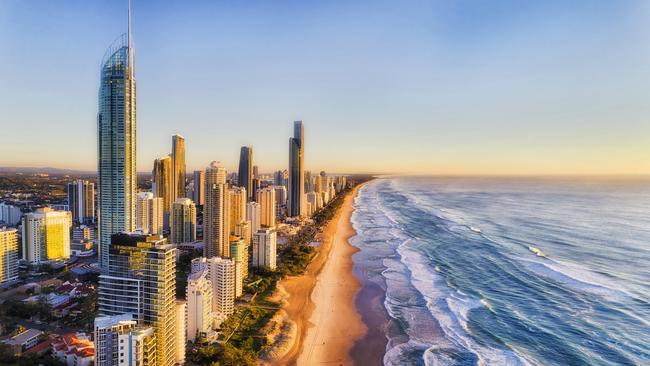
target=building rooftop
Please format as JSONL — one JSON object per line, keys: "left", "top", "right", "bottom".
{"left": 3, "top": 329, "right": 43, "bottom": 345}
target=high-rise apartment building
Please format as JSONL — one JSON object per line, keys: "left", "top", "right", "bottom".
{"left": 288, "top": 121, "right": 305, "bottom": 217}
{"left": 175, "top": 300, "right": 187, "bottom": 365}
{"left": 204, "top": 162, "right": 229, "bottom": 258}
{"left": 0, "top": 228, "right": 18, "bottom": 285}
{"left": 21, "top": 208, "right": 71, "bottom": 265}
{"left": 246, "top": 202, "right": 261, "bottom": 234}
{"left": 192, "top": 170, "right": 205, "bottom": 206}
{"left": 0, "top": 203, "right": 22, "bottom": 226}
{"left": 256, "top": 187, "right": 276, "bottom": 228}
{"left": 234, "top": 221, "right": 251, "bottom": 246}
{"left": 237, "top": 146, "right": 253, "bottom": 201}
{"left": 67, "top": 180, "right": 95, "bottom": 224}
{"left": 135, "top": 192, "right": 163, "bottom": 235}
{"left": 97, "top": 8, "right": 137, "bottom": 268}
{"left": 94, "top": 314, "right": 138, "bottom": 366}
{"left": 172, "top": 134, "right": 186, "bottom": 200}
{"left": 274, "top": 185, "right": 287, "bottom": 215}
{"left": 186, "top": 266, "right": 215, "bottom": 342}
{"left": 171, "top": 198, "right": 196, "bottom": 244}
{"left": 252, "top": 228, "right": 277, "bottom": 271}
{"left": 229, "top": 187, "right": 247, "bottom": 233}
{"left": 192, "top": 257, "right": 235, "bottom": 316}
{"left": 152, "top": 155, "right": 173, "bottom": 217}
{"left": 98, "top": 233, "right": 177, "bottom": 366}
{"left": 229, "top": 237, "right": 247, "bottom": 297}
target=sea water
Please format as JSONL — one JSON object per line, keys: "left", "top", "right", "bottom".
{"left": 350, "top": 177, "right": 650, "bottom": 366}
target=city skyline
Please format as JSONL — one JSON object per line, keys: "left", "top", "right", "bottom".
{"left": 1, "top": 1, "right": 649, "bottom": 175}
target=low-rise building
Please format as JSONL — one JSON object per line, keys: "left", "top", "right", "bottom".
{"left": 52, "top": 332, "right": 95, "bottom": 366}
{"left": 2, "top": 328, "right": 43, "bottom": 353}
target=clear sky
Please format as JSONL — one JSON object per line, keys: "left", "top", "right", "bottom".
{"left": 1, "top": 0, "right": 649, "bottom": 175}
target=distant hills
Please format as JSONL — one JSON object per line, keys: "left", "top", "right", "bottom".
{"left": 0, "top": 167, "right": 95, "bottom": 175}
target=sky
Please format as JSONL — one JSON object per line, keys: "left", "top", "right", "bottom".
{"left": 0, "top": 0, "right": 649, "bottom": 175}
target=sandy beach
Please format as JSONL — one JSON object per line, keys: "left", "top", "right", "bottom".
{"left": 268, "top": 184, "right": 366, "bottom": 366}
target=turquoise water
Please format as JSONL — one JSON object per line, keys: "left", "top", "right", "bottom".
{"left": 351, "top": 177, "right": 650, "bottom": 365}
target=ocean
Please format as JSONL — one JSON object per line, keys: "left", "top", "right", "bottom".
{"left": 350, "top": 177, "right": 650, "bottom": 366}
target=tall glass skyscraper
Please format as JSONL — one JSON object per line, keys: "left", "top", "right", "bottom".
{"left": 97, "top": 2, "right": 136, "bottom": 269}
{"left": 288, "top": 121, "right": 305, "bottom": 217}
{"left": 238, "top": 146, "right": 253, "bottom": 201}
{"left": 172, "top": 134, "right": 186, "bottom": 200}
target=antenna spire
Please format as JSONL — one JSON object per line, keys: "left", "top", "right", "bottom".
{"left": 127, "top": 0, "right": 132, "bottom": 47}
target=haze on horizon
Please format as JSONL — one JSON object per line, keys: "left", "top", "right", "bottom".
{"left": 1, "top": 0, "right": 649, "bottom": 176}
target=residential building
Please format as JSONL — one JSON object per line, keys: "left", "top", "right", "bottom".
{"left": 117, "top": 326, "right": 156, "bottom": 366}
{"left": 171, "top": 198, "right": 196, "bottom": 244}
{"left": 0, "top": 203, "right": 22, "bottom": 226}
{"left": 204, "top": 162, "right": 229, "bottom": 258}
{"left": 94, "top": 314, "right": 137, "bottom": 366}
{"left": 229, "top": 237, "right": 247, "bottom": 297}
{"left": 67, "top": 180, "right": 95, "bottom": 224}
{"left": 52, "top": 332, "right": 95, "bottom": 366}
{"left": 175, "top": 300, "right": 186, "bottom": 365}
{"left": 192, "top": 257, "right": 235, "bottom": 316}
{"left": 246, "top": 202, "right": 260, "bottom": 234}
{"left": 234, "top": 220, "right": 251, "bottom": 246}
{"left": 192, "top": 170, "right": 205, "bottom": 206}
{"left": 252, "top": 228, "right": 277, "bottom": 271}
{"left": 135, "top": 192, "right": 163, "bottom": 235}
{"left": 186, "top": 266, "right": 215, "bottom": 342}
{"left": 256, "top": 187, "right": 276, "bottom": 228}
{"left": 0, "top": 228, "right": 19, "bottom": 285}
{"left": 2, "top": 328, "right": 43, "bottom": 353}
{"left": 21, "top": 208, "right": 71, "bottom": 265}
{"left": 98, "top": 233, "right": 177, "bottom": 366}
{"left": 152, "top": 155, "right": 173, "bottom": 220}
{"left": 229, "top": 187, "right": 247, "bottom": 233}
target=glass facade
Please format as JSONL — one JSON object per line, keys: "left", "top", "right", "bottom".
{"left": 97, "top": 33, "right": 137, "bottom": 270}
{"left": 288, "top": 121, "right": 305, "bottom": 217}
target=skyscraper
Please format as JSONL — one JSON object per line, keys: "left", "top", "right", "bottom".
{"left": 135, "top": 192, "right": 163, "bottom": 235}
{"left": 288, "top": 121, "right": 305, "bottom": 217}
{"left": 97, "top": 1, "right": 137, "bottom": 269}
{"left": 237, "top": 146, "right": 253, "bottom": 201}
{"left": 0, "top": 228, "right": 18, "bottom": 285}
{"left": 171, "top": 198, "right": 196, "bottom": 244}
{"left": 204, "top": 162, "right": 229, "bottom": 258}
{"left": 172, "top": 134, "right": 186, "bottom": 200}
{"left": 98, "top": 233, "right": 177, "bottom": 366}
{"left": 192, "top": 170, "right": 205, "bottom": 206}
{"left": 229, "top": 236, "right": 248, "bottom": 297}
{"left": 21, "top": 208, "right": 72, "bottom": 265}
{"left": 256, "top": 187, "right": 276, "bottom": 228}
{"left": 67, "top": 180, "right": 95, "bottom": 224}
{"left": 229, "top": 187, "right": 247, "bottom": 233}
{"left": 152, "top": 155, "right": 173, "bottom": 217}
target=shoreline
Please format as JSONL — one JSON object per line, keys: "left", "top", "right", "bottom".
{"left": 268, "top": 184, "right": 366, "bottom": 366}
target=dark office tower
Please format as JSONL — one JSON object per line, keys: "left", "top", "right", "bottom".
{"left": 253, "top": 165, "right": 259, "bottom": 179}
{"left": 97, "top": 0, "right": 136, "bottom": 269}
{"left": 288, "top": 121, "right": 305, "bottom": 217}
{"left": 238, "top": 146, "right": 253, "bottom": 201}
{"left": 172, "top": 134, "right": 186, "bottom": 200}
{"left": 193, "top": 170, "right": 205, "bottom": 206}
{"left": 67, "top": 180, "right": 95, "bottom": 224}
{"left": 274, "top": 170, "right": 284, "bottom": 187}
